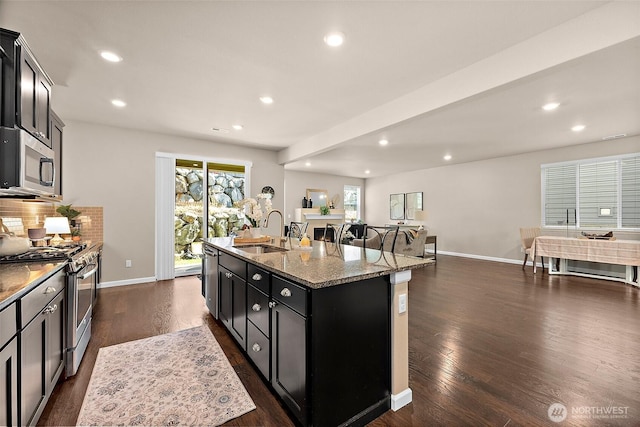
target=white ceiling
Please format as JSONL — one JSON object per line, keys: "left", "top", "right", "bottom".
{"left": 1, "top": 1, "right": 639, "bottom": 178}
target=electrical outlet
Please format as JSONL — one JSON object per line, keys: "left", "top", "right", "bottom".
{"left": 125, "top": 259, "right": 132, "bottom": 268}
{"left": 399, "top": 293, "right": 407, "bottom": 314}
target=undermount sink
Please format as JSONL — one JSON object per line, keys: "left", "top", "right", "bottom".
{"left": 233, "top": 244, "right": 289, "bottom": 254}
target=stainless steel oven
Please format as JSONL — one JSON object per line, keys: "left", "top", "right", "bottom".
{"left": 65, "top": 244, "right": 100, "bottom": 377}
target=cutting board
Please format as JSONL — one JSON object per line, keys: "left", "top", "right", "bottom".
{"left": 233, "top": 235, "right": 270, "bottom": 244}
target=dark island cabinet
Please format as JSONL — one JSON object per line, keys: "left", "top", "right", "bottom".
{"left": 207, "top": 244, "right": 392, "bottom": 427}
{"left": 271, "top": 293, "right": 307, "bottom": 425}
{"left": 218, "top": 263, "right": 247, "bottom": 350}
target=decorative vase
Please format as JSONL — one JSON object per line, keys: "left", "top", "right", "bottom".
{"left": 250, "top": 227, "right": 262, "bottom": 238}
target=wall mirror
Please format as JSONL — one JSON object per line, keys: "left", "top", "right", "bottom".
{"left": 390, "top": 193, "right": 405, "bottom": 220}
{"left": 306, "top": 188, "right": 329, "bottom": 207}
{"left": 405, "top": 192, "right": 423, "bottom": 220}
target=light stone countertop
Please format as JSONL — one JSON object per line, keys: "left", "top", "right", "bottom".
{"left": 0, "top": 262, "right": 66, "bottom": 311}
{"left": 204, "top": 236, "right": 434, "bottom": 289}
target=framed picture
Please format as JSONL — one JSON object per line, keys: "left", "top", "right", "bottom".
{"left": 405, "top": 192, "right": 423, "bottom": 220}
{"left": 390, "top": 193, "right": 405, "bottom": 220}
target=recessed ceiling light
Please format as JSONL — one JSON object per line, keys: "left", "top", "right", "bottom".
{"left": 571, "top": 125, "right": 586, "bottom": 132}
{"left": 324, "top": 32, "right": 345, "bottom": 47}
{"left": 379, "top": 139, "right": 389, "bottom": 146}
{"left": 444, "top": 154, "right": 452, "bottom": 161}
{"left": 542, "top": 102, "right": 560, "bottom": 111}
{"left": 305, "top": 161, "right": 311, "bottom": 167}
{"left": 111, "top": 99, "right": 126, "bottom": 108}
{"left": 232, "top": 124, "right": 243, "bottom": 131}
{"left": 364, "top": 170, "right": 370, "bottom": 174}
{"left": 100, "top": 51, "right": 122, "bottom": 63}
{"left": 260, "top": 96, "right": 274, "bottom": 105}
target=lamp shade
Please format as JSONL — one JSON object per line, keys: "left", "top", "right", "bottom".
{"left": 44, "top": 217, "right": 71, "bottom": 234}
{"left": 414, "top": 210, "right": 427, "bottom": 222}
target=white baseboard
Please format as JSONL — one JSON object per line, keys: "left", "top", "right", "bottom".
{"left": 391, "top": 388, "right": 412, "bottom": 411}
{"left": 99, "top": 276, "right": 156, "bottom": 289}
{"left": 438, "top": 250, "right": 544, "bottom": 268}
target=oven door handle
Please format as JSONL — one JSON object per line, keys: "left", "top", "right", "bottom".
{"left": 78, "top": 263, "right": 98, "bottom": 280}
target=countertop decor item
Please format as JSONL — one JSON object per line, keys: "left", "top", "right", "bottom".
{"left": 44, "top": 217, "right": 71, "bottom": 245}
{"left": 27, "top": 228, "right": 46, "bottom": 239}
{"left": 261, "top": 185, "right": 275, "bottom": 199}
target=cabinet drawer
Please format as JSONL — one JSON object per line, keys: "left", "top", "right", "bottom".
{"left": 0, "top": 303, "right": 17, "bottom": 346}
{"left": 248, "top": 264, "right": 269, "bottom": 294}
{"left": 247, "top": 321, "right": 270, "bottom": 380}
{"left": 219, "top": 252, "right": 246, "bottom": 280}
{"left": 247, "top": 285, "right": 269, "bottom": 336}
{"left": 272, "top": 276, "right": 307, "bottom": 316}
{"left": 21, "top": 270, "right": 65, "bottom": 327}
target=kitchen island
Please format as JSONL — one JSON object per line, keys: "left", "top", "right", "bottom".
{"left": 202, "top": 237, "right": 433, "bottom": 427}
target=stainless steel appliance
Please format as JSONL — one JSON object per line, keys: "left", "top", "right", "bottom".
{"left": 65, "top": 244, "right": 101, "bottom": 377}
{"left": 0, "top": 126, "right": 57, "bottom": 198}
{"left": 203, "top": 244, "right": 218, "bottom": 318}
{"left": 0, "top": 242, "right": 102, "bottom": 377}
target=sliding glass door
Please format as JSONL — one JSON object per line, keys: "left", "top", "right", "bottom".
{"left": 170, "top": 157, "right": 252, "bottom": 277}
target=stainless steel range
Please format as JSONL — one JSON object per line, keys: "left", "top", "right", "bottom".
{"left": 0, "top": 242, "right": 102, "bottom": 377}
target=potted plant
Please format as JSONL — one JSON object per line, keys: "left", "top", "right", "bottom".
{"left": 56, "top": 204, "right": 82, "bottom": 241}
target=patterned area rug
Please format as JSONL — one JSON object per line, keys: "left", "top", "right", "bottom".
{"left": 76, "top": 325, "right": 256, "bottom": 426}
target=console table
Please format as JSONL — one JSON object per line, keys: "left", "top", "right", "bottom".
{"left": 532, "top": 236, "right": 640, "bottom": 286}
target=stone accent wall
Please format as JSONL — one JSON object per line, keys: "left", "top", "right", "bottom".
{"left": 174, "top": 169, "right": 249, "bottom": 255}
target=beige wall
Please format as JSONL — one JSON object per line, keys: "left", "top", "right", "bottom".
{"left": 283, "top": 170, "right": 365, "bottom": 224}
{"left": 63, "top": 120, "right": 284, "bottom": 283}
{"left": 364, "top": 136, "right": 640, "bottom": 263}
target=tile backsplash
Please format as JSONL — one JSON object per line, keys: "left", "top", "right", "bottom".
{"left": 0, "top": 200, "right": 103, "bottom": 243}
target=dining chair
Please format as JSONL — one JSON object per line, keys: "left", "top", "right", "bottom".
{"left": 323, "top": 223, "right": 346, "bottom": 243}
{"left": 288, "top": 221, "right": 309, "bottom": 239}
{"left": 358, "top": 225, "right": 400, "bottom": 253}
{"left": 520, "top": 227, "right": 544, "bottom": 272}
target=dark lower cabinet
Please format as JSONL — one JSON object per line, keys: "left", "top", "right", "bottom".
{"left": 209, "top": 245, "right": 391, "bottom": 427}
{"left": 0, "top": 337, "right": 18, "bottom": 426}
{"left": 271, "top": 301, "right": 307, "bottom": 425}
{"left": 21, "top": 288, "right": 65, "bottom": 427}
{"left": 219, "top": 267, "right": 246, "bottom": 350}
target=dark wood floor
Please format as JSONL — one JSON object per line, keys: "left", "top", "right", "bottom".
{"left": 39, "top": 255, "right": 640, "bottom": 426}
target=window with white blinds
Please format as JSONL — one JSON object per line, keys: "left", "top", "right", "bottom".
{"left": 622, "top": 156, "right": 640, "bottom": 228}
{"left": 542, "top": 153, "right": 640, "bottom": 229}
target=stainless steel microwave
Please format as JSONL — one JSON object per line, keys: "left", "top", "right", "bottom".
{"left": 0, "top": 126, "right": 57, "bottom": 198}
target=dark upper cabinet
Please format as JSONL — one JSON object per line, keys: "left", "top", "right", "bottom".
{"left": 19, "top": 49, "right": 51, "bottom": 146}
{"left": 50, "top": 111, "right": 63, "bottom": 197}
{"left": 0, "top": 28, "right": 53, "bottom": 147}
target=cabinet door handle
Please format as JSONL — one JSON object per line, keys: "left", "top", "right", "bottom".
{"left": 252, "top": 303, "right": 261, "bottom": 312}
{"left": 280, "top": 288, "right": 292, "bottom": 297}
{"left": 42, "top": 304, "right": 57, "bottom": 315}
{"left": 225, "top": 272, "right": 232, "bottom": 278}
{"left": 252, "top": 273, "right": 262, "bottom": 281}
{"left": 268, "top": 301, "right": 277, "bottom": 308}
{"left": 44, "top": 286, "right": 57, "bottom": 294}
{"left": 252, "top": 343, "right": 261, "bottom": 352}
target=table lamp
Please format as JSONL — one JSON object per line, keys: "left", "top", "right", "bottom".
{"left": 414, "top": 210, "right": 427, "bottom": 230}
{"left": 44, "top": 217, "right": 71, "bottom": 246}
